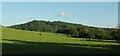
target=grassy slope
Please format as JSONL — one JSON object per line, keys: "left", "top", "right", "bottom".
{"left": 2, "top": 27, "right": 120, "bottom": 54}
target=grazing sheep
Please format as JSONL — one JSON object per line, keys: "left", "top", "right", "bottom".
{"left": 68, "top": 35, "right": 71, "bottom": 37}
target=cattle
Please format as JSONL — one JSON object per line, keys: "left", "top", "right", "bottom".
{"left": 39, "top": 33, "right": 42, "bottom": 36}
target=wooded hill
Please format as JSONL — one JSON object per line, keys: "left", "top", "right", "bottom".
{"left": 8, "top": 20, "right": 120, "bottom": 41}
{"left": 9, "top": 20, "right": 88, "bottom": 32}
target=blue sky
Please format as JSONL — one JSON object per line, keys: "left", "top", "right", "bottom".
{"left": 2, "top": 2, "right": 118, "bottom": 28}
{"left": 1, "top": 0, "right": 119, "bottom": 2}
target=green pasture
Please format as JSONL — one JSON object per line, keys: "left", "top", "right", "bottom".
{"left": 1, "top": 27, "right": 120, "bottom": 54}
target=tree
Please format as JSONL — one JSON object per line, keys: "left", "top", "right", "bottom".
{"left": 95, "top": 28, "right": 108, "bottom": 41}
{"left": 117, "top": 29, "right": 120, "bottom": 42}
{"left": 110, "top": 29, "right": 120, "bottom": 42}
{"left": 78, "top": 28, "right": 92, "bottom": 41}
{"left": 110, "top": 29, "right": 118, "bottom": 40}
{"left": 69, "top": 27, "right": 79, "bottom": 37}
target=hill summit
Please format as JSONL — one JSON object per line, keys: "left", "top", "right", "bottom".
{"left": 8, "top": 20, "right": 88, "bottom": 32}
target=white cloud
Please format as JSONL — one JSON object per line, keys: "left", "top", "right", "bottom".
{"left": 57, "top": 12, "right": 70, "bottom": 17}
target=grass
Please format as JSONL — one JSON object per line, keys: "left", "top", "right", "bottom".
{"left": 1, "top": 27, "right": 120, "bottom": 54}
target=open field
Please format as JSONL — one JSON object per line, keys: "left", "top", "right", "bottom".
{"left": 1, "top": 27, "right": 120, "bottom": 54}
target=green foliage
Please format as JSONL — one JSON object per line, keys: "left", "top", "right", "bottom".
{"left": 110, "top": 29, "right": 118, "bottom": 39}
{"left": 94, "top": 29, "right": 108, "bottom": 40}
{"left": 9, "top": 20, "right": 84, "bottom": 33}
{"left": 118, "top": 29, "right": 120, "bottom": 41}
{"left": 110, "top": 29, "right": 120, "bottom": 42}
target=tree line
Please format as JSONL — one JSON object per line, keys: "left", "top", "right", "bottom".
{"left": 57, "top": 26, "right": 120, "bottom": 41}
{"left": 8, "top": 20, "right": 120, "bottom": 42}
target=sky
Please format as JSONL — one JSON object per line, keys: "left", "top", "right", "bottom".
{"left": 1, "top": 0, "right": 119, "bottom": 2}
{"left": 2, "top": 2, "right": 118, "bottom": 28}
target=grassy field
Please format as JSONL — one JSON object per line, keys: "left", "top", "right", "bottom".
{"left": 1, "top": 27, "right": 120, "bottom": 54}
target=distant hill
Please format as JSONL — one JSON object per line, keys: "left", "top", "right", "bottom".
{"left": 8, "top": 20, "right": 89, "bottom": 32}
{"left": 8, "top": 20, "right": 115, "bottom": 33}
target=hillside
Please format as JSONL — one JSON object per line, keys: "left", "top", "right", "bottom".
{"left": 8, "top": 20, "right": 93, "bottom": 32}
{"left": 8, "top": 20, "right": 116, "bottom": 33}
{"left": 2, "top": 27, "right": 120, "bottom": 54}
{"left": 7, "top": 20, "right": 119, "bottom": 41}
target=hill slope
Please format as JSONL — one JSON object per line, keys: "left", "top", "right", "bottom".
{"left": 8, "top": 20, "right": 119, "bottom": 40}
{"left": 8, "top": 20, "right": 116, "bottom": 32}
{"left": 8, "top": 20, "right": 91, "bottom": 32}
{"left": 2, "top": 27, "right": 120, "bottom": 54}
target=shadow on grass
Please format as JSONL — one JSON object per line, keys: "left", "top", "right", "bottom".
{"left": 2, "top": 39, "right": 120, "bottom": 54}
{"left": 80, "top": 39, "right": 120, "bottom": 43}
